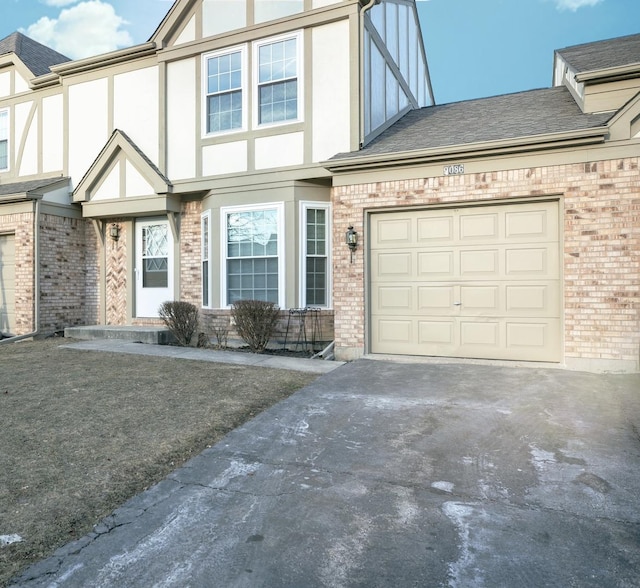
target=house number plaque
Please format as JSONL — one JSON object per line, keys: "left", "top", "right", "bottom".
{"left": 443, "top": 164, "right": 464, "bottom": 175}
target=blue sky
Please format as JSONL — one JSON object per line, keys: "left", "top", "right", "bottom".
{"left": 1, "top": 0, "right": 639, "bottom": 104}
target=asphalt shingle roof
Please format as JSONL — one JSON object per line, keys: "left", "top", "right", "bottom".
{"left": 557, "top": 33, "right": 640, "bottom": 73}
{"left": 332, "top": 87, "right": 612, "bottom": 161}
{"left": 0, "top": 178, "right": 69, "bottom": 197}
{"left": 0, "top": 32, "right": 70, "bottom": 77}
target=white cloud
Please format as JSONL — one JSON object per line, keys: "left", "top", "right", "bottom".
{"left": 553, "top": 0, "right": 604, "bottom": 10}
{"left": 42, "top": 0, "right": 79, "bottom": 6}
{"left": 22, "top": 1, "right": 132, "bottom": 60}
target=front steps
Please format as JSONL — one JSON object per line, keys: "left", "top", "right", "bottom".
{"left": 64, "top": 325, "right": 176, "bottom": 345}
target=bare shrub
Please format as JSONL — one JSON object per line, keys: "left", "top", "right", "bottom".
{"left": 159, "top": 301, "right": 199, "bottom": 346}
{"left": 231, "top": 300, "right": 280, "bottom": 353}
{"left": 212, "top": 322, "right": 229, "bottom": 350}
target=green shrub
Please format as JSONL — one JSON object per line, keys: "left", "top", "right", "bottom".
{"left": 159, "top": 301, "right": 199, "bottom": 346}
{"left": 231, "top": 299, "right": 280, "bottom": 353}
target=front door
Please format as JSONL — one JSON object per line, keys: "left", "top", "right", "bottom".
{"left": 135, "top": 219, "right": 173, "bottom": 318}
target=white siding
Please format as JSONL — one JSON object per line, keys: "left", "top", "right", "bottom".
{"left": 202, "top": 141, "right": 248, "bottom": 176}
{"left": 42, "top": 94, "right": 63, "bottom": 172}
{"left": 93, "top": 162, "right": 120, "bottom": 201}
{"left": 14, "top": 72, "right": 29, "bottom": 94}
{"left": 255, "top": 132, "right": 304, "bottom": 169}
{"left": 203, "top": 0, "right": 246, "bottom": 37}
{"left": 167, "top": 59, "right": 197, "bottom": 180}
{"left": 312, "top": 20, "right": 351, "bottom": 162}
{"left": 69, "top": 78, "right": 109, "bottom": 183}
{"left": 125, "top": 160, "right": 155, "bottom": 197}
{"left": 175, "top": 14, "right": 196, "bottom": 45}
{"left": 19, "top": 109, "right": 38, "bottom": 176}
{"left": 0, "top": 72, "right": 10, "bottom": 97}
{"left": 114, "top": 67, "right": 159, "bottom": 165}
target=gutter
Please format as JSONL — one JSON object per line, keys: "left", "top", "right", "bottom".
{"left": 49, "top": 42, "right": 158, "bottom": 77}
{"left": 576, "top": 63, "right": 640, "bottom": 84}
{"left": 323, "top": 126, "right": 609, "bottom": 173}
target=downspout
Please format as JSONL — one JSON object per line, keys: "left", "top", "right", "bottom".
{"left": 0, "top": 198, "right": 41, "bottom": 344}
{"left": 359, "top": 0, "right": 381, "bottom": 149}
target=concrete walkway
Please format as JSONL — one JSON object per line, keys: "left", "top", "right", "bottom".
{"left": 60, "top": 339, "right": 344, "bottom": 374}
{"left": 11, "top": 346, "right": 640, "bottom": 587}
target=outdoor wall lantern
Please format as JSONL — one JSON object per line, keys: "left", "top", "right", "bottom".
{"left": 109, "top": 223, "right": 121, "bottom": 241}
{"left": 345, "top": 225, "right": 358, "bottom": 263}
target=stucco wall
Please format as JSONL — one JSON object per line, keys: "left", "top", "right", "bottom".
{"left": 332, "top": 157, "right": 640, "bottom": 372}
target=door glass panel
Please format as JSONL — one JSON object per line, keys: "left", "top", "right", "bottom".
{"left": 142, "top": 224, "right": 168, "bottom": 288}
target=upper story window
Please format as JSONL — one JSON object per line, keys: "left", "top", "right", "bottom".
{"left": 204, "top": 46, "right": 246, "bottom": 135}
{"left": 255, "top": 32, "right": 302, "bottom": 127}
{"left": 0, "top": 109, "right": 8, "bottom": 171}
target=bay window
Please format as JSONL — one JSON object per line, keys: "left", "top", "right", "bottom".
{"left": 222, "top": 203, "right": 284, "bottom": 306}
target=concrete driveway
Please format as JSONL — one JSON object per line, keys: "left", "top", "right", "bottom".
{"left": 13, "top": 359, "right": 640, "bottom": 587}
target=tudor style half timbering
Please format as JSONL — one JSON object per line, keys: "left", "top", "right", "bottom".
{"left": 0, "top": 3, "right": 637, "bottom": 373}
{"left": 0, "top": 0, "right": 432, "bottom": 340}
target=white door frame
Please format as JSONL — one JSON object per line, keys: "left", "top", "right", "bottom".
{"left": 135, "top": 218, "right": 174, "bottom": 318}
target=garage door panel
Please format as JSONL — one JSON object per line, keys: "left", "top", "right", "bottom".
{"left": 460, "top": 320, "right": 499, "bottom": 346}
{"left": 419, "top": 320, "right": 456, "bottom": 345}
{"left": 0, "top": 234, "right": 16, "bottom": 335}
{"left": 505, "top": 283, "right": 560, "bottom": 316}
{"left": 505, "top": 207, "right": 558, "bottom": 242}
{"left": 418, "top": 250, "right": 454, "bottom": 277}
{"left": 372, "top": 217, "right": 413, "bottom": 245}
{"left": 505, "top": 319, "right": 561, "bottom": 361}
{"left": 417, "top": 215, "right": 454, "bottom": 243}
{"left": 373, "top": 251, "right": 413, "bottom": 278}
{"left": 505, "top": 245, "right": 558, "bottom": 277}
{"left": 459, "top": 213, "right": 499, "bottom": 240}
{"left": 460, "top": 285, "right": 499, "bottom": 314}
{"left": 376, "top": 319, "right": 413, "bottom": 344}
{"left": 418, "top": 285, "right": 456, "bottom": 315}
{"left": 460, "top": 249, "right": 499, "bottom": 276}
{"left": 374, "top": 286, "right": 413, "bottom": 312}
{"left": 370, "top": 201, "right": 561, "bottom": 362}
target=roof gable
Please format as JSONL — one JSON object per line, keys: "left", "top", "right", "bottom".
{"left": 0, "top": 32, "right": 70, "bottom": 77}
{"left": 74, "top": 130, "right": 172, "bottom": 203}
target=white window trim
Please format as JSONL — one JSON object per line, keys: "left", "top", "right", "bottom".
{"left": 201, "top": 210, "right": 212, "bottom": 308}
{"left": 202, "top": 44, "right": 248, "bottom": 138}
{"left": 299, "top": 201, "right": 332, "bottom": 309}
{"left": 0, "top": 108, "right": 9, "bottom": 172}
{"left": 220, "top": 202, "right": 285, "bottom": 308}
{"left": 252, "top": 30, "right": 304, "bottom": 129}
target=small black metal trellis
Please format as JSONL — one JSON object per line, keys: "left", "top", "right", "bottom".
{"left": 283, "top": 308, "right": 308, "bottom": 351}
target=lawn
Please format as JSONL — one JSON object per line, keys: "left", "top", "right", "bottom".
{"left": 0, "top": 338, "right": 317, "bottom": 586}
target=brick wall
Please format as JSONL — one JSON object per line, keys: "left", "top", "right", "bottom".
{"left": 105, "top": 219, "right": 128, "bottom": 325}
{"left": 332, "top": 158, "right": 640, "bottom": 370}
{"left": 39, "top": 213, "right": 91, "bottom": 332}
{"left": 180, "top": 200, "right": 202, "bottom": 307}
{"left": 0, "top": 210, "right": 34, "bottom": 334}
{"left": 0, "top": 209, "right": 94, "bottom": 336}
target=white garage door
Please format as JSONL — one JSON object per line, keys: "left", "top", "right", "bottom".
{"left": 0, "top": 233, "right": 16, "bottom": 336}
{"left": 370, "top": 201, "right": 561, "bottom": 362}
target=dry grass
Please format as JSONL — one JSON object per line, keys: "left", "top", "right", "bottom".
{"left": 0, "top": 338, "right": 316, "bottom": 586}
